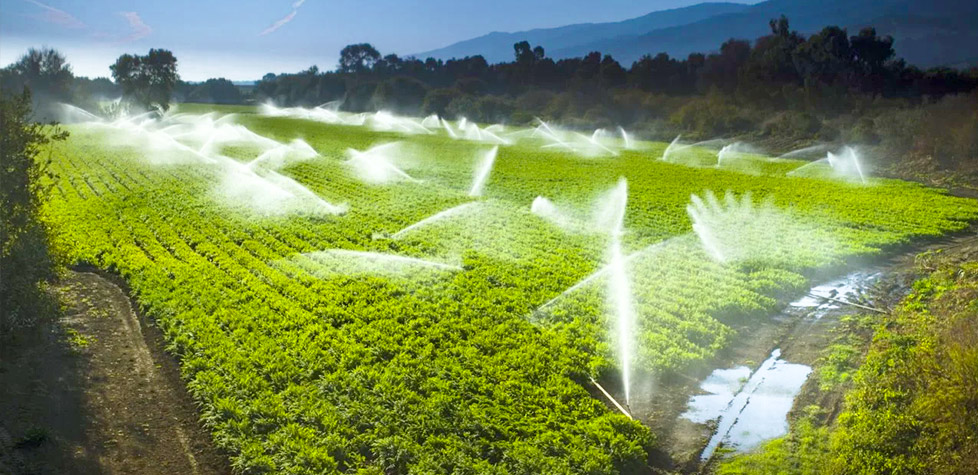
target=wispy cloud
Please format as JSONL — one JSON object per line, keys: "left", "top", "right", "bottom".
{"left": 260, "top": 0, "right": 308, "bottom": 36}
{"left": 24, "top": 0, "right": 84, "bottom": 28}
{"left": 118, "top": 11, "right": 152, "bottom": 42}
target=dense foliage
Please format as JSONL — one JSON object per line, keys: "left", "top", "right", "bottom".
{"left": 0, "top": 48, "right": 76, "bottom": 120}
{"left": 110, "top": 49, "right": 179, "bottom": 111}
{"left": 831, "top": 252, "right": 978, "bottom": 474}
{"left": 254, "top": 18, "right": 977, "bottom": 131}
{"left": 0, "top": 90, "right": 65, "bottom": 339}
{"left": 250, "top": 17, "right": 978, "bottom": 182}
{"left": 41, "top": 105, "right": 978, "bottom": 473}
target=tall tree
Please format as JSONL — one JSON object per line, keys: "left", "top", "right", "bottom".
{"left": 338, "top": 44, "right": 381, "bottom": 73}
{"left": 794, "top": 26, "right": 855, "bottom": 87}
{"left": 0, "top": 47, "right": 74, "bottom": 119}
{"left": 740, "top": 16, "right": 805, "bottom": 98}
{"left": 110, "top": 49, "right": 179, "bottom": 111}
{"left": 850, "top": 27, "right": 895, "bottom": 94}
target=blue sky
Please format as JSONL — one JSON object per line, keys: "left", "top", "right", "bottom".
{"left": 1, "top": 0, "right": 755, "bottom": 81}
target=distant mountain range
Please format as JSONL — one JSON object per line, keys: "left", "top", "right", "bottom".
{"left": 417, "top": 0, "right": 978, "bottom": 68}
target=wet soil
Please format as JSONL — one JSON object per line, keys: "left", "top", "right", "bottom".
{"left": 628, "top": 228, "right": 978, "bottom": 474}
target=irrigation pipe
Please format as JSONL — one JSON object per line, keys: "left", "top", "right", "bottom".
{"left": 589, "top": 377, "right": 632, "bottom": 419}
{"left": 808, "top": 293, "right": 886, "bottom": 314}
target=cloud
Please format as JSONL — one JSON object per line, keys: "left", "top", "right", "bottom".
{"left": 260, "top": 0, "right": 308, "bottom": 36}
{"left": 24, "top": 0, "right": 84, "bottom": 28}
{"left": 118, "top": 11, "right": 152, "bottom": 42}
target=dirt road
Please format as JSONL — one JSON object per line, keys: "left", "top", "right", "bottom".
{"left": 0, "top": 270, "right": 228, "bottom": 474}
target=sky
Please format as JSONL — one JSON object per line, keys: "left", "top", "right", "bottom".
{"left": 0, "top": 0, "right": 756, "bottom": 81}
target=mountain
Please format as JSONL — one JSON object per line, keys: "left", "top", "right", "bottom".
{"left": 420, "top": 0, "right": 978, "bottom": 68}
{"left": 415, "top": 2, "right": 751, "bottom": 64}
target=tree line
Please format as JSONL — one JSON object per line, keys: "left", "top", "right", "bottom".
{"left": 257, "top": 17, "right": 977, "bottom": 125}
{"left": 2, "top": 15, "right": 976, "bottom": 182}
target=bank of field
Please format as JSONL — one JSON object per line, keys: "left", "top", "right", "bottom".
{"left": 43, "top": 104, "right": 978, "bottom": 473}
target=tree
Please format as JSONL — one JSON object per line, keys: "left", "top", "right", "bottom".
{"left": 422, "top": 88, "right": 458, "bottom": 116}
{"left": 851, "top": 27, "right": 894, "bottom": 73}
{"left": 0, "top": 90, "right": 66, "bottom": 338}
{"left": 0, "top": 48, "right": 74, "bottom": 119}
{"left": 110, "top": 49, "right": 179, "bottom": 111}
{"left": 514, "top": 41, "right": 535, "bottom": 64}
{"left": 189, "top": 78, "right": 243, "bottom": 104}
{"left": 631, "top": 53, "right": 682, "bottom": 93}
{"left": 740, "top": 16, "right": 804, "bottom": 98}
{"left": 599, "top": 55, "right": 627, "bottom": 88}
{"left": 339, "top": 43, "right": 381, "bottom": 73}
{"left": 371, "top": 76, "right": 428, "bottom": 114}
{"left": 794, "top": 26, "right": 854, "bottom": 88}
{"left": 699, "top": 39, "right": 751, "bottom": 93}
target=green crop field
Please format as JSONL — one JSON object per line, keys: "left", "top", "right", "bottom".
{"left": 42, "top": 104, "right": 978, "bottom": 473}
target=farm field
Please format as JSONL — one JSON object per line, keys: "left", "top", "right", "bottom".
{"left": 42, "top": 103, "right": 978, "bottom": 473}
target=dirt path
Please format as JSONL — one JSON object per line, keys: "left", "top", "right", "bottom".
{"left": 0, "top": 270, "right": 229, "bottom": 475}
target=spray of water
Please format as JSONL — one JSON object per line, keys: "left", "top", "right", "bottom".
{"left": 787, "top": 146, "right": 868, "bottom": 183}
{"left": 89, "top": 109, "right": 347, "bottom": 215}
{"left": 661, "top": 135, "right": 685, "bottom": 162}
{"left": 57, "top": 103, "right": 103, "bottom": 123}
{"left": 594, "top": 178, "right": 635, "bottom": 406}
{"left": 530, "top": 196, "right": 578, "bottom": 230}
{"left": 217, "top": 158, "right": 347, "bottom": 215}
{"left": 687, "top": 190, "right": 843, "bottom": 267}
{"left": 249, "top": 139, "right": 319, "bottom": 170}
{"left": 469, "top": 146, "right": 499, "bottom": 197}
{"left": 618, "top": 127, "right": 634, "bottom": 150}
{"left": 778, "top": 143, "right": 829, "bottom": 159}
{"left": 304, "top": 249, "right": 461, "bottom": 273}
{"left": 391, "top": 202, "right": 480, "bottom": 239}
{"left": 687, "top": 192, "right": 729, "bottom": 262}
{"left": 345, "top": 142, "right": 419, "bottom": 184}
{"left": 441, "top": 118, "right": 458, "bottom": 139}
{"left": 716, "top": 142, "right": 755, "bottom": 167}
{"left": 421, "top": 114, "right": 441, "bottom": 129}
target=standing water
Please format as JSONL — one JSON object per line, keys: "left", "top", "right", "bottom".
{"left": 683, "top": 349, "right": 812, "bottom": 460}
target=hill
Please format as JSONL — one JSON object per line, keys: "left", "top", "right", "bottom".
{"left": 415, "top": 2, "right": 750, "bottom": 64}
{"left": 421, "top": 0, "right": 978, "bottom": 68}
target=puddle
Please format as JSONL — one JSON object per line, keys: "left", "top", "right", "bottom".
{"left": 681, "top": 349, "right": 812, "bottom": 460}
{"left": 789, "top": 271, "right": 880, "bottom": 318}
{"left": 660, "top": 269, "right": 883, "bottom": 465}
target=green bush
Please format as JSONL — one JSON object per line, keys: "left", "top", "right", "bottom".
{"left": 669, "top": 93, "right": 757, "bottom": 139}
{"left": 0, "top": 90, "right": 64, "bottom": 339}
{"left": 422, "top": 88, "right": 458, "bottom": 117}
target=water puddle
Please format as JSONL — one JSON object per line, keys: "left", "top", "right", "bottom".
{"left": 682, "top": 349, "right": 811, "bottom": 460}
{"left": 788, "top": 271, "right": 880, "bottom": 319}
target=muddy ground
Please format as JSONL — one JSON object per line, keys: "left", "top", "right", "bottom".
{"left": 626, "top": 228, "right": 978, "bottom": 474}
{"left": 0, "top": 270, "right": 229, "bottom": 475}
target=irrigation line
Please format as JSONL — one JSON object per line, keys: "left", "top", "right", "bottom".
{"left": 808, "top": 293, "right": 886, "bottom": 314}
{"left": 589, "top": 377, "right": 632, "bottom": 419}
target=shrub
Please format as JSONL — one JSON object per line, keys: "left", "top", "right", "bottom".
{"left": 0, "top": 90, "right": 65, "bottom": 339}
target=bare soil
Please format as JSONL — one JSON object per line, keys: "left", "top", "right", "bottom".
{"left": 0, "top": 270, "right": 229, "bottom": 475}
